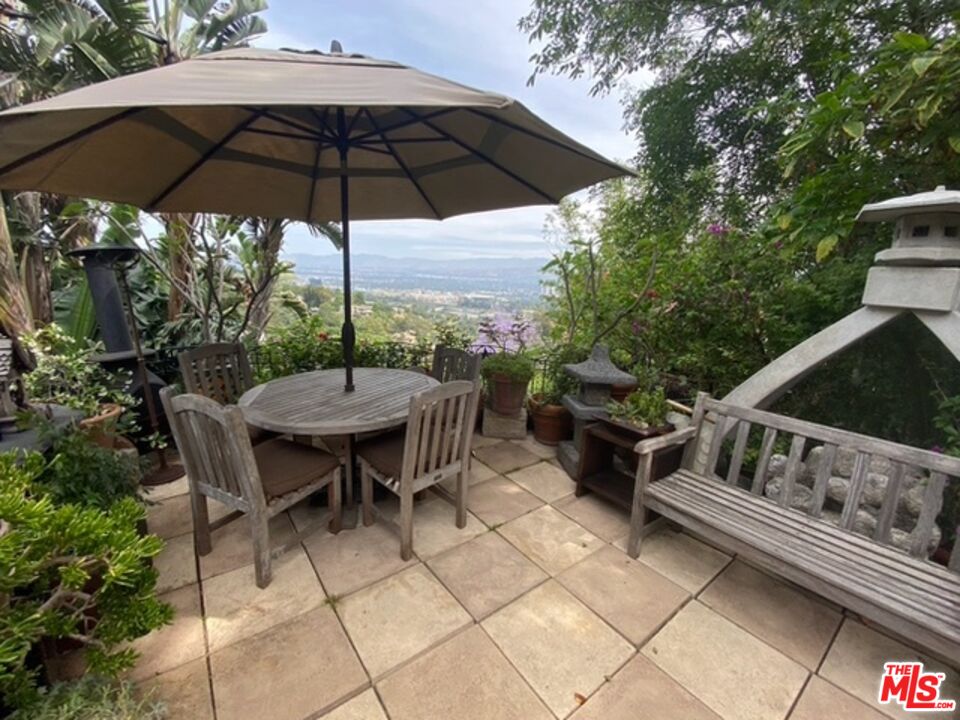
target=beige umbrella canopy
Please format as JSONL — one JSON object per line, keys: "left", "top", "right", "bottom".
{"left": 0, "top": 46, "right": 631, "bottom": 389}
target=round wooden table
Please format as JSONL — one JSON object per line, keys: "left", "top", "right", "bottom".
{"left": 238, "top": 367, "right": 439, "bottom": 436}
{"left": 239, "top": 368, "right": 439, "bottom": 516}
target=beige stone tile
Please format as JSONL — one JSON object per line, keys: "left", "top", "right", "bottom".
{"left": 475, "top": 442, "right": 540, "bottom": 474}
{"left": 154, "top": 531, "right": 197, "bottom": 594}
{"left": 511, "top": 436, "right": 557, "bottom": 459}
{"left": 376, "top": 496, "right": 487, "bottom": 559}
{"left": 320, "top": 689, "right": 388, "bottom": 720}
{"left": 643, "top": 601, "right": 808, "bottom": 720}
{"left": 140, "top": 658, "right": 213, "bottom": 720}
{"left": 483, "top": 580, "right": 635, "bottom": 718}
{"left": 790, "top": 677, "right": 888, "bottom": 720}
{"left": 467, "top": 476, "right": 543, "bottom": 527}
{"left": 440, "top": 459, "right": 499, "bottom": 493}
{"left": 203, "top": 547, "right": 324, "bottom": 651}
{"left": 570, "top": 654, "right": 721, "bottom": 720}
{"left": 142, "top": 475, "right": 190, "bottom": 502}
{"left": 472, "top": 434, "right": 503, "bottom": 449}
{"left": 210, "top": 606, "right": 367, "bottom": 720}
{"left": 338, "top": 564, "right": 471, "bottom": 679}
{"left": 428, "top": 532, "right": 547, "bottom": 619}
{"left": 554, "top": 493, "right": 630, "bottom": 542}
{"left": 378, "top": 625, "right": 553, "bottom": 720}
{"left": 146, "top": 494, "right": 230, "bottom": 540}
{"left": 507, "top": 461, "right": 576, "bottom": 502}
{"left": 558, "top": 545, "right": 689, "bottom": 645}
{"left": 700, "top": 560, "right": 842, "bottom": 669}
{"left": 499, "top": 505, "right": 603, "bottom": 575}
{"left": 615, "top": 527, "right": 731, "bottom": 593}
{"left": 129, "top": 583, "right": 205, "bottom": 680}
{"left": 304, "top": 519, "right": 417, "bottom": 597}
{"left": 199, "top": 512, "right": 298, "bottom": 580}
{"left": 820, "top": 620, "right": 960, "bottom": 720}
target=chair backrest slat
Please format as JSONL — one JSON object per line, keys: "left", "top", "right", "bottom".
{"left": 160, "top": 387, "right": 262, "bottom": 511}
{"left": 431, "top": 346, "right": 480, "bottom": 384}
{"left": 873, "top": 461, "right": 905, "bottom": 543}
{"left": 403, "top": 380, "right": 478, "bottom": 485}
{"left": 704, "top": 413, "right": 727, "bottom": 478}
{"left": 179, "top": 343, "right": 254, "bottom": 405}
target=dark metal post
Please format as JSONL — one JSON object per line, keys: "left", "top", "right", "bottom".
{"left": 338, "top": 107, "right": 355, "bottom": 392}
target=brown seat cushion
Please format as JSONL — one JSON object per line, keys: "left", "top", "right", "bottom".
{"left": 253, "top": 438, "right": 340, "bottom": 501}
{"left": 356, "top": 429, "right": 406, "bottom": 479}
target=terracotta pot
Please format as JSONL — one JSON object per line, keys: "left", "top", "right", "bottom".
{"left": 488, "top": 374, "right": 529, "bottom": 415}
{"left": 78, "top": 403, "right": 123, "bottom": 449}
{"left": 529, "top": 395, "right": 573, "bottom": 446}
{"left": 610, "top": 382, "right": 638, "bottom": 403}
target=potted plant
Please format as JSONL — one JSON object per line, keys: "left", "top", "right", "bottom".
{"left": 481, "top": 353, "right": 535, "bottom": 415}
{"left": 528, "top": 345, "right": 579, "bottom": 445}
{"left": 604, "top": 387, "right": 675, "bottom": 472}
{"left": 22, "top": 326, "right": 137, "bottom": 449}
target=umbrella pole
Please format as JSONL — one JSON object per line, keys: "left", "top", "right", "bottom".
{"left": 338, "top": 112, "right": 355, "bottom": 393}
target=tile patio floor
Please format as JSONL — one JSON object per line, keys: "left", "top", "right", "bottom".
{"left": 139, "top": 434, "right": 960, "bottom": 720}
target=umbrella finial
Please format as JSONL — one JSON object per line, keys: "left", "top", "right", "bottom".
{"left": 330, "top": 40, "right": 343, "bottom": 54}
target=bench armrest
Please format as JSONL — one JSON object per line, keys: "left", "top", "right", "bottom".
{"left": 634, "top": 426, "right": 697, "bottom": 455}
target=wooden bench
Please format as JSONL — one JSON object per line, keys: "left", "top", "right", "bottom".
{"left": 628, "top": 393, "right": 960, "bottom": 666}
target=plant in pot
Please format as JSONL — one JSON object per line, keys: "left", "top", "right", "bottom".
{"left": 604, "top": 387, "right": 675, "bottom": 472}
{"left": 22, "top": 325, "right": 138, "bottom": 449}
{"left": 528, "top": 345, "right": 581, "bottom": 445}
{"left": 481, "top": 353, "right": 535, "bottom": 416}
{"left": 0, "top": 452, "right": 171, "bottom": 712}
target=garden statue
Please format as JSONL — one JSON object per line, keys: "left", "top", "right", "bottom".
{"left": 0, "top": 331, "right": 34, "bottom": 436}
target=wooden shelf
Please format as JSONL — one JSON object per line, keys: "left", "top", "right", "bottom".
{"left": 579, "top": 469, "right": 634, "bottom": 507}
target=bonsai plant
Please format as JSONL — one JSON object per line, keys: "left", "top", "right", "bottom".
{"left": 22, "top": 325, "right": 137, "bottom": 449}
{"left": 481, "top": 352, "right": 535, "bottom": 416}
{"left": 605, "top": 386, "right": 672, "bottom": 431}
{"left": 0, "top": 452, "right": 171, "bottom": 711}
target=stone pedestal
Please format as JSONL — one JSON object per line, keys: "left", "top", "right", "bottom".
{"left": 482, "top": 407, "right": 528, "bottom": 439}
{"left": 557, "top": 395, "right": 606, "bottom": 477}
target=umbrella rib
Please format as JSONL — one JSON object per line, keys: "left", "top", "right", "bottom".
{"left": 0, "top": 107, "right": 145, "bottom": 178}
{"left": 254, "top": 108, "right": 338, "bottom": 144}
{"left": 399, "top": 107, "right": 557, "bottom": 204}
{"left": 147, "top": 108, "right": 267, "bottom": 210}
{"left": 244, "top": 127, "right": 321, "bottom": 142}
{"left": 350, "top": 108, "right": 456, "bottom": 143}
{"left": 465, "top": 108, "right": 632, "bottom": 175}
{"left": 363, "top": 108, "right": 441, "bottom": 220}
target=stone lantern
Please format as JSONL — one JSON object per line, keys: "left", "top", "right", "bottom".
{"left": 0, "top": 332, "right": 34, "bottom": 436}
{"left": 557, "top": 344, "right": 636, "bottom": 478}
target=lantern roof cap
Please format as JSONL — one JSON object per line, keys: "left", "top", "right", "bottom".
{"left": 857, "top": 185, "right": 960, "bottom": 222}
{"left": 563, "top": 344, "right": 636, "bottom": 385}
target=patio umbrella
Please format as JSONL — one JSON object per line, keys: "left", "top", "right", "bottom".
{"left": 0, "top": 46, "right": 630, "bottom": 390}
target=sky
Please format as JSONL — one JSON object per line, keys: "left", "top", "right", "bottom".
{"left": 256, "top": 0, "right": 647, "bottom": 260}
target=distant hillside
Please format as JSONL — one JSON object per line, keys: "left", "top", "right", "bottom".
{"left": 284, "top": 252, "right": 549, "bottom": 300}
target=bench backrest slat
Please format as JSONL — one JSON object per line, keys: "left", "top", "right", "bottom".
{"left": 839, "top": 452, "right": 869, "bottom": 530}
{"left": 702, "top": 396, "right": 960, "bottom": 477}
{"left": 873, "top": 461, "right": 905, "bottom": 544}
{"left": 726, "top": 421, "right": 751, "bottom": 486}
{"left": 809, "top": 442, "right": 836, "bottom": 519}
{"left": 704, "top": 411, "right": 727, "bottom": 479}
{"left": 751, "top": 427, "right": 777, "bottom": 495}
{"left": 911, "top": 473, "right": 947, "bottom": 558}
{"left": 780, "top": 435, "right": 806, "bottom": 509}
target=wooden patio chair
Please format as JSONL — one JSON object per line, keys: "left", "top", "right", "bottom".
{"left": 160, "top": 387, "right": 342, "bottom": 588}
{"left": 358, "top": 380, "right": 480, "bottom": 559}
{"left": 430, "top": 345, "right": 481, "bottom": 383}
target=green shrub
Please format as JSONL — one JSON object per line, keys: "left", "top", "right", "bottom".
{"left": 36, "top": 428, "right": 142, "bottom": 510}
{"left": 12, "top": 676, "right": 165, "bottom": 720}
{"left": 607, "top": 387, "right": 670, "bottom": 429}
{"left": 0, "top": 453, "right": 172, "bottom": 709}
{"left": 481, "top": 353, "right": 535, "bottom": 384}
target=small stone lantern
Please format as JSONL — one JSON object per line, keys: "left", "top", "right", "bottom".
{"left": 0, "top": 332, "right": 35, "bottom": 437}
{"left": 557, "top": 344, "right": 636, "bottom": 478}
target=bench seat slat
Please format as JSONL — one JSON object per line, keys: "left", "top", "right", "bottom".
{"left": 648, "top": 473, "right": 960, "bottom": 633}
{"left": 666, "top": 469, "right": 960, "bottom": 600}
